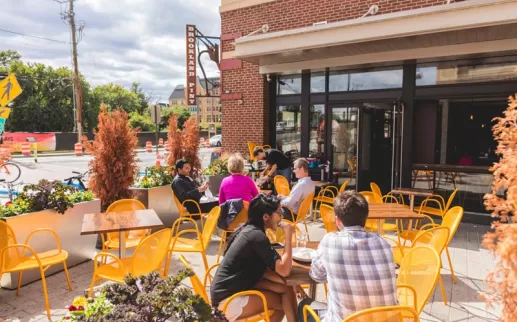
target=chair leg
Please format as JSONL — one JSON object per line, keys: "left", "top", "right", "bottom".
{"left": 16, "top": 271, "right": 23, "bottom": 296}
{"left": 216, "top": 231, "right": 227, "bottom": 264}
{"left": 63, "top": 262, "right": 73, "bottom": 291}
{"left": 303, "top": 222, "right": 311, "bottom": 242}
{"left": 88, "top": 275, "right": 97, "bottom": 298}
{"left": 201, "top": 251, "right": 209, "bottom": 273}
{"left": 39, "top": 269, "right": 51, "bottom": 319}
{"left": 445, "top": 246, "right": 456, "bottom": 284}
{"left": 163, "top": 250, "right": 173, "bottom": 275}
{"left": 438, "top": 274, "right": 448, "bottom": 305}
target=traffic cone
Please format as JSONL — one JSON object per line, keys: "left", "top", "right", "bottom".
{"left": 33, "top": 143, "right": 38, "bottom": 163}
{"left": 155, "top": 152, "right": 161, "bottom": 167}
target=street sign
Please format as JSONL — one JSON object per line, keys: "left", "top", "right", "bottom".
{"left": 0, "top": 107, "right": 11, "bottom": 119}
{"left": 0, "top": 118, "right": 7, "bottom": 134}
{"left": 0, "top": 74, "right": 22, "bottom": 107}
{"left": 150, "top": 104, "right": 161, "bottom": 123}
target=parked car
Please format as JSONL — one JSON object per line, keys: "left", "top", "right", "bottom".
{"left": 276, "top": 121, "right": 286, "bottom": 133}
{"left": 210, "top": 134, "right": 222, "bottom": 147}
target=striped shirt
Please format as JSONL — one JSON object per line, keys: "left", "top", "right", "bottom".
{"left": 309, "top": 226, "right": 398, "bottom": 321}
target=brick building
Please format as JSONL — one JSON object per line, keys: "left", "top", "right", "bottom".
{"left": 219, "top": 0, "right": 517, "bottom": 215}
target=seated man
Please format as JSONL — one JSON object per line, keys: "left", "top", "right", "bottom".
{"left": 278, "top": 158, "right": 315, "bottom": 222}
{"left": 210, "top": 194, "right": 298, "bottom": 322}
{"left": 171, "top": 159, "right": 218, "bottom": 214}
{"left": 298, "top": 191, "right": 398, "bottom": 321}
{"left": 254, "top": 148, "right": 292, "bottom": 189}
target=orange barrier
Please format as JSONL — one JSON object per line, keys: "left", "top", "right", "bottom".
{"left": 21, "top": 142, "right": 30, "bottom": 156}
{"left": 159, "top": 138, "right": 164, "bottom": 146}
{"left": 146, "top": 141, "right": 152, "bottom": 153}
{"left": 74, "top": 143, "right": 82, "bottom": 156}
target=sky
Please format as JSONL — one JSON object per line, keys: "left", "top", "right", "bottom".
{"left": 0, "top": 0, "right": 221, "bottom": 103}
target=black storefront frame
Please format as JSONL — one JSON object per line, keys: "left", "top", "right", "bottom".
{"left": 270, "top": 63, "right": 517, "bottom": 189}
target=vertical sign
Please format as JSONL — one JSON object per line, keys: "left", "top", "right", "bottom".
{"left": 186, "top": 24, "right": 197, "bottom": 109}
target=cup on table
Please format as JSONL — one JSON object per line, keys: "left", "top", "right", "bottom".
{"left": 296, "top": 232, "right": 308, "bottom": 248}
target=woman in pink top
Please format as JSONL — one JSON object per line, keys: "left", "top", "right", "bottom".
{"left": 219, "top": 153, "right": 259, "bottom": 204}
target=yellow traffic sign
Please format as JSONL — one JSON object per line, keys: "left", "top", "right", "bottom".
{"left": 0, "top": 74, "right": 22, "bottom": 107}
{"left": 0, "top": 107, "right": 11, "bottom": 119}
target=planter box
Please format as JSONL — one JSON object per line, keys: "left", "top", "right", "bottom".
{"left": 1, "top": 199, "right": 101, "bottom": 289}
{"left": 205, "top": 174, "right": 229, "bottom": 196}
{"left": 131, "top": 185, "right": 179, "bottom": 228}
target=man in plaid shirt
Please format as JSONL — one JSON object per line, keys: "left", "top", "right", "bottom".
{"left": 298, "top": 191, "right": 398, "bottom": 321}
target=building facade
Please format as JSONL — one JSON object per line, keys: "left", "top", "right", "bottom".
{"left": 219, "top": 0, "right": 517, "bottom": 216}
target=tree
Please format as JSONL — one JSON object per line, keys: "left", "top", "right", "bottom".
{"left": 91, "top": 84, "right": 141, "bottom": 114}
{"left": 83, "top": 104, "right": 138, "bottom": 210}
{"left": 482, "top": 95, "right": 517, "bottom": 321}
{"left": 160, "top": 105, "right": 191, "bottom": 130}
{"left": 0, "top": 50, "right": 21, "bottom": 68}
{"left": 129, "top": 111, "right": 156, "bottom": 132}
{"left": 131, "top": 82, "right": 150, "bottom": 115}
{"left": 166, "top": 115, "right": 182, "bottom": 168}
{"left": 182, "top": 116, "right": 201, "bottom": 178}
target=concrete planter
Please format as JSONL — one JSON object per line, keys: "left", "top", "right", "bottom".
{"left": 131, "top": 185, "right": 179, "bottom": 228}
{"left": 205, "top": 174, "right": 229, "bottom": 196}
{"left": 0, "top": 199, "right": 101, "bottom": 289}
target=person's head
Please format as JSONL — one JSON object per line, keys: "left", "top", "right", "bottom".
{"left": 248, "top": 194, "right": 282, "bottom": 231}
{"left": 293, "top": 158, "right": 309, "bottom": 179}
{"left": 228, "top": 153, "right": 245, "bottom": 175}
{"left": 333, "top": 191, "right": 369, "bottom": 229}
{"left": 175, "top": 159, "right": 191, "bottom": 176}
{"left": 253, "top": 148, "right": 265, "bottom": 160}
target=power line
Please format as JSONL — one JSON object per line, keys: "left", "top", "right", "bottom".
{"left": 0, "top": 28, "right": 68, "bottom": 44}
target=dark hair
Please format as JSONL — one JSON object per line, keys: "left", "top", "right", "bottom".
{"left": 294, "top": 158, "right": 309, "bottom": 173}
{"left": 175, "top": 159, "right": 189, "bottom": 170}
{"left": 333, "top": 190, "right": 369, "bottom": 227}
{"left": 224, "top": 194, "right": 280, "bottom": 254}
{"left": 253, "top": 148, "right": 264, "bottom": 157}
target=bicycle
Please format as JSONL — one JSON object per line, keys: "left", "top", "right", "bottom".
{"left": 63, "top": 169, "right": 90, "bottom": 191}
{"left": 0, "top": 159, "right": 21, "bottom": 183}
{"left": 0, "top": 179, "right": 24, "bottom": 202}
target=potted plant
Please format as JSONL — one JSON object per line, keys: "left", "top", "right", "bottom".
{"left": 202, "top": 153, "right": 230, "bottom": 195}
{"left": 0, "top": 180, "right": 99, "bottom": 289}
{"left": 131, "top": 165, "right": 179, "bottom": 228}
{"left": 60, "top": 271, "right": 227, "bottom": 322}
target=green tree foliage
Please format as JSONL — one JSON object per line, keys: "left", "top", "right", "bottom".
{"left": 131, "top": 82, "right": 150, "bottom": 115}
{"left": 161, "top": 105, "right": 191, "bottom": 130}
{"left": 0, "top": 50, "right": 21, "bottom": 68}
{"left": 129, "top": 111, "right": 156, "bottom": 132}
{"left": 91, "top": 83, "right": 141, "bottom": 114}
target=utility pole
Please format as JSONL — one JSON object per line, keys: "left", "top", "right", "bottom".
{"left": 69, "top": 0, "right": 82, "bottom": 143}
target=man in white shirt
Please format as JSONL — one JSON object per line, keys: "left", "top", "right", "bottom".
{"left": 278, "top": 158, "right": 315, "bottom": 221}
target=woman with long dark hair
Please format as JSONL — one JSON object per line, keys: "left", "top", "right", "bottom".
{"left": 210, "top": 194, "right": 298, "bottom": 322}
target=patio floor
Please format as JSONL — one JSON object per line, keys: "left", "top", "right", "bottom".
{"left": 0, "top": 220, "right": 502, "bottom": 322}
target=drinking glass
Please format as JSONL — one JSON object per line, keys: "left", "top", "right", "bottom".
{"left": 296, "top": 232, "right": 308, "bottom": 248}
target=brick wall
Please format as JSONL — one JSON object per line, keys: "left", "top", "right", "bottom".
{"left": 220, "top": 0, "right": 469, "bottom": 155}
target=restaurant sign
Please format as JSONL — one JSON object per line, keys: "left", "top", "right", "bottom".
{"left": 186, "top": 24, "right": 197, "bottom": 108}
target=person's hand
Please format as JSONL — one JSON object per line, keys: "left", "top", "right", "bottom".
{"left": 281, "top": 222, "right": 295, "bottom": 236}
{"left": 295, "top": 285, "right": 308, "bottom": 300}
{"left": 198, "top": 183, "right": 209, "bottom": 192}
{"left": 277, "top": 194, "right": 285, "bottom": 199}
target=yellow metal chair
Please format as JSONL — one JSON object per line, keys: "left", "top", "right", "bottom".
{"left": 101, "top": 199, "right": 150, "bottom": 253}
{"left": 370, "top": 182, "right": 404, "bottom": 204}
{"left": 274, "top": 175, "right": 291, "bottom": 196}
{"left": 360, "top": 191, "right": 399, "bottom": 234}
{"left": 216, "top": 201, "right": 249, "bottom": 263}
{"left": 0, "top": 222, "right": 72, "bottom": 319}
{"left": 398, "top": 206, "right": 463, "bottom": 285}
{"left": 88, "top": 228, "right": 172, "bottom": 297}
{"left": 343, "top": 306, "right": 420, "bottom": 322}
{"left": 313, "top": 180, "right": 349, "bottom": 221}
{"left": 172, "top": 190, "right": 206, "bottom": 230}
{"left": 302, "top": 305, "right": 321, "bottom": 322}
{"left": 320, "top": 204, "right": 338, "bottom": 233}
{"left": 166, "top": 206, "right": 221, "bottom": 273}
{"left": 397, "top": 246, "right": 441, "bottom": 316}
{"left": 388, "top": 226, "right": 450, "bottom": 304}
{"left": 283, "top": 192, "right": 314, "bottom": 241}
{"left": 417, "top": 188, "right": 459, "bottom": 218}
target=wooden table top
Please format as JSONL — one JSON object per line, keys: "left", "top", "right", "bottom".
{"left": 391, "top": 188, "right": 434, "bottom": 197}
{"left": 368, "top": 203, "right": 425, "bottom": 220}
{"left": 413, "top": 163, "right": 490, "bottom": 174}
{"left": 278, "top": 242, "right": 318, "bottom": 286}
{"left": 80, "top": 209, "right": 164, "bottom": 235}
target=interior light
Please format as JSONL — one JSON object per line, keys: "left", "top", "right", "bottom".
{"left": 482, "top": 124, "right": 485, "bottom": 128}
{"left": 470, "top": 114, "right": 474, "bottom": 120}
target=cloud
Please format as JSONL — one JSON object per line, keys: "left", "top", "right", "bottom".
{"left": 0, "top": 0, "right": 221, "bottom": 103}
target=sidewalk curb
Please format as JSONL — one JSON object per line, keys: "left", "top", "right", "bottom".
{"left": 11, "top": 148, "right": 157, "bottom": 159}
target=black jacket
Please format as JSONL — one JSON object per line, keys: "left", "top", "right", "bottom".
{"left": 218, "top": 199, "right": 245, "bottom": 230}
{"left": 171, "top": 174, "right": 202, "bottom": 203}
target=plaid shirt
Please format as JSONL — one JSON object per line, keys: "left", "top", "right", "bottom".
{"left": 309, "top": 226, "right": 398, "bottom": 321}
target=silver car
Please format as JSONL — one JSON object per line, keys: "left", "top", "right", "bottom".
{"left": 210, "top": 134, "right": 222, "bottom": 147}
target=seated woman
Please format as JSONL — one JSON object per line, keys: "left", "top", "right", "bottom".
{"left": 219, "top": 153, "right": 259, "bottom": 204}
{"left": 210, "top": 194, "right": 298, "bottom": 322}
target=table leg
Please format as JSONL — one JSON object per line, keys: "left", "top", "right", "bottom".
{"left": 377, "top": 219, "right": 383, "bottom": 235}
{"left": 119, "top": 231, "right": 126, "bottom": 258}
{"left": 409, "top": 195, "right": 415, "bottom": 211}
{"left": 309, "top": 283, "right": 317, "bottom": 299}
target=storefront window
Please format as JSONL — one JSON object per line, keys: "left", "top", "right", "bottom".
{"left": 309, "top": 104, "right": 325, "bottom": 156}
{"left": 276, "top": 105, "right": 301, "bottom": 152}
{"left": 277, "top": 75, "right": 302, "bottom": 95}
{"left": 416, "top": 55, "right": 517, "bottom": 86}
{"left": 310, "top": 72, "right": 325, "bottom": 93}
{"left": 329, "top": 67, "right": 402, "bottom": 92}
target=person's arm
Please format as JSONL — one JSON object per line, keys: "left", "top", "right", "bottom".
{"left": 174, "top": 178, "right": 202, "bottom": 201}
{"left": 309, "top": 236, "right": 328, "bottom": 283}
{"left": 251, "top": 225, "right": 295, "bottom": 277}
{"left": 218, "top": 181, "right": 227, "bottom": 204}
{"left": 248, "top": 177, "right": 259, "bottom": 197}
{"left": 275, "top": 223, "right": 294, "bottom": 277}
{"left": 280, "top": 183, "right": 303, "bottom": 210}
{"left": 268, "top": 164, "right": 278, "bottom": 177}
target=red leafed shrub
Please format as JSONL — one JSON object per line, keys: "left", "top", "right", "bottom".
{"left": 83, "top": 104, "right": 139, "bottom": 210}
{"left": 482, "top": 94, "right": 517, "bottom": 321}
{"left": 181, "top": 116, "right": 201, "bottom": 178}
{"left": 166, "top": 114, "right": 182, "bottom": 168}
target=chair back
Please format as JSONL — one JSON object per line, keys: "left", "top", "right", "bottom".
{"left": 131, "top": 228, "right": 172, "bottom": 277}
{"left": 320, "top": 204, "right": 338, "bottom": 233}
{"left": 338, "top": 180, "right": 349, "bottom": 194}
{"left": 248, "top": 142, "right": 257, "bottom": 161}
{"left": 413, "top": 226, "right": 450, "bottom": 255}
{"left": 296, "top": 192, "right": 315, "bottom": 223}
{"left": 106, "top": 199, "right": 147, "bottom": 240}
{"left": 179, "top": 254, "right": 209, "bottom": 303}
{"left": 227, "top": 201, "right": 249, "bottom": 231}
{"left": 360, "top": 191, "right": 382, "bottom": 204}
{"left": 370, "top": 182, "right": 383, "bottom": 200}
{"left": 201, "top": 206, "right": 221, "bottom": 249}
{"left": 397, "top": 246, "right": 441, "bottom": 314}
{"left": 171, "top": 191, "right": 186, "bottom": 217}
{"left": 0, "top": 221, "right": 19, "bottom": 273}
{"left": 274, "top": 175, "right": 291, "bottom": 196}
{"left": 444, "top": 188, "right": 459, "bottom": 213}
{"left": 441, "top": 206, "right": 464, "bottom": 245}
{"left": 343, "top": 306, "right": 419, "bottom": 322}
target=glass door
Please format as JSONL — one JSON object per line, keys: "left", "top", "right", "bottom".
{"left": 328, "top": 106, "right": 359, "bottom": 190}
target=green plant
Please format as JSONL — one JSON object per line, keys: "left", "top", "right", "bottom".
{"left": 134, "top": 166, "right": 174, "bottom": 188}
{"left": 69, "top": 190, "right": 95, "bottom": 204}
{"left": 60, "top": 271, "right": 227, "bottom": 322}
{"left": 203, "top": 154, "right": 230, "bottom": 176}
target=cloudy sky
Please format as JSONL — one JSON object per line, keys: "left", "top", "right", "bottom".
{"left": 0, "top": 0, "right": 221, "bottom": 103}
